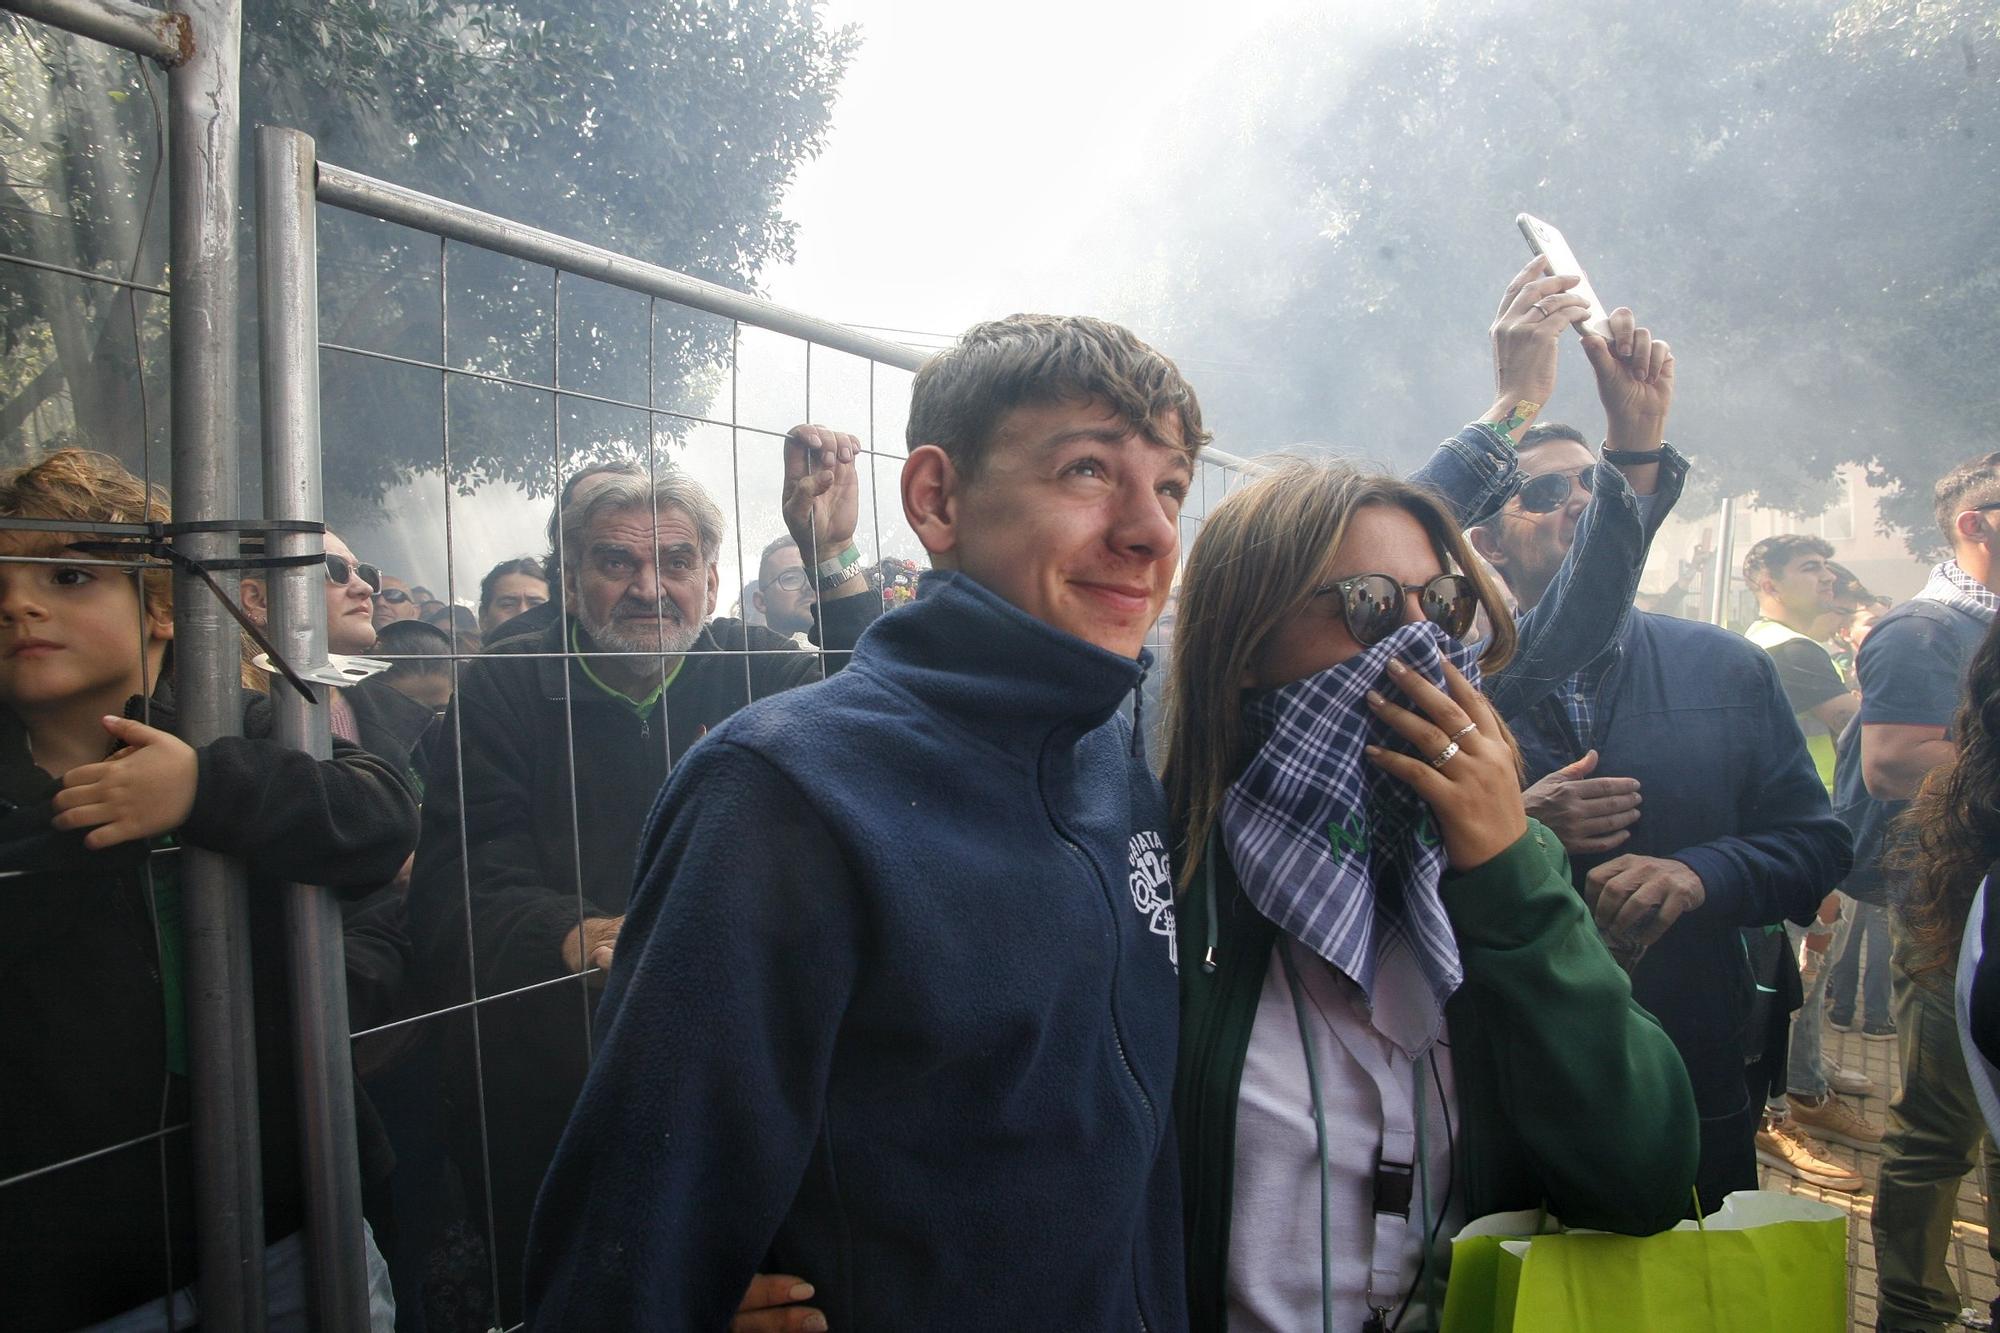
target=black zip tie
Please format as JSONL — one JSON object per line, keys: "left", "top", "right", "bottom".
{"left": 66, "top": 534, "right": 320, "bottom": 702}
{"left": 0, "top": 517, "right": 324, "bottom": 541}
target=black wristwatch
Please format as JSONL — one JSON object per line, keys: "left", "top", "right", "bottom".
{"left": 1599, "top": 447, "right": 1665, "bottom": 465}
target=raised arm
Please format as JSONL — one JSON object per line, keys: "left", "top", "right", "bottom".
{"left": 1412, "top": 256, "right": 1589, "bottom": 526}
{"left": 1486, "top": 307, "right": 1684, "bottom": 722}
{"left": 766, "top": 424, "right": 881, "bottom": 690}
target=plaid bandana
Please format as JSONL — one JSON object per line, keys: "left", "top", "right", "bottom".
{"left": 1917, "top": 560, "right": 1999, "bottom": 623}
{"left": 1222, "top": 621, "right": 1480, "bottom": 1050}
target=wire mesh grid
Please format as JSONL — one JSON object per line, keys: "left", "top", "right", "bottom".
{"left": 302, "top": 179, "right": 1243, "bottom": 1329}
{"left": 0, "top": 39, "right": 1242, "bottom": 1313}
{"left": 0, "top": 10, "right": 220, "bottom": 1328}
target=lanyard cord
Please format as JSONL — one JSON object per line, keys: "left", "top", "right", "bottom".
{"left": 1278, "top": 941, "right": 1337, "bottom": 1333}
{"left": 1281, "top": 938, "right": 1438, "bottom": 1333}
{"left": 1222, "top": 832, "right": 1448, "bottom": 1331}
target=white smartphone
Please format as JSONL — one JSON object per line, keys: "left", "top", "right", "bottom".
{"left": 1516, "top": 212, "right": 1613, "bottom": 339}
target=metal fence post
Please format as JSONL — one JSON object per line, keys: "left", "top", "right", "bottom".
{"left": 167, "top": 2, "right": 264, "bottom": 1327}
{"left": 1706, "top": 494, "right": 1739, "bottom": 627}
{"left": 259, "top": 125, "right": 374, "bottom": 1332}
{"left": 3, "top": 0, "right": 190, "bottom": 63}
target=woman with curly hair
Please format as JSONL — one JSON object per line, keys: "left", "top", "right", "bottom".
{"left": 1896, "top": 612, "right": 2000, "bottom": 1139}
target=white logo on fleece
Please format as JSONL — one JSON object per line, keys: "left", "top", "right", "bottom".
{"left": 1127, "top": 829, "right": 1178, "bottom": 971}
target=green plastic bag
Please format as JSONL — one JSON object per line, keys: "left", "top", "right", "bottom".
{"left": 1441, "top": 1191, "right": 1846, "bottom": 1333}
{"left": 1440, "top": 1208, "right": 1559, "bottom": 1333}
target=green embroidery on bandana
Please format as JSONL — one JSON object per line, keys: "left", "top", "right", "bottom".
{"left": 1415, "top": 813, "right": 1442, "bottom": 849}
{"left": 1327, "top": 811, "right": 1369, "bottom": 858}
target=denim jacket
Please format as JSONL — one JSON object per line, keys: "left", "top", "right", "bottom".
{"left": 1410, "top": 422, "right": 1689, "bottom": 722}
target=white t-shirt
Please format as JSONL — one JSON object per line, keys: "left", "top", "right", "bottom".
{"left": 1227, "top": 938, "right": 1462, "bottom": 1333}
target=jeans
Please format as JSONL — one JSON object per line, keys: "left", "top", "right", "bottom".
{"left": 1772, "top": 899, "right": 1853, "bottom": 1102}
{"left": 1831, "top": 898, "right": 1892, "bottom": 1026}
{"left": 1871, "top": 916, "right": 2000, "bottom": 1331}
{"left": 84, "top": 1222, "right": 397, "bottom": 1332}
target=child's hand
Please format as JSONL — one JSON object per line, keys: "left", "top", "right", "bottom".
{"left": 52, "top": 716, "right": 198, "bottom": 850}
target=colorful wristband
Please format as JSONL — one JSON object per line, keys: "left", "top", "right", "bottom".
{"left": 814, "top": 543, "right": 862, "bottom": 583}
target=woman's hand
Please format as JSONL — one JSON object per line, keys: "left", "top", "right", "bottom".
{"left": 734, "top": 1274, "right": 827, "bottom": 1332}
{"left": 1364, "top": 658, "right": 1526, "bottom": 871}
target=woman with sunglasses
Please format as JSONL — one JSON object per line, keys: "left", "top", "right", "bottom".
{"left": 1164, "top": 457, "right": 1698, "bottom": 1333}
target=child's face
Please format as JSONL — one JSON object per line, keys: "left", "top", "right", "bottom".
{"left": 0, "top": 539, "right": 172, "bottom": 713}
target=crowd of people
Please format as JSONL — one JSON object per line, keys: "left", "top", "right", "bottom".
{"left": 5, "top": 255, "right": 2000, "bottom": 1333}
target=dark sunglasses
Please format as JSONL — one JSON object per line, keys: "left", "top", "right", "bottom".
{"left": 1514, "top": 464, "right": 1599, "bottom": 514}
{"left": 375, "top": 588, "right": 412, "bottom": 604}
{"left": 325, "top": 553, "right": 382, "bottom": 593}
{"left": 1313, "top": 572, "right": 1478, "bottom": 647}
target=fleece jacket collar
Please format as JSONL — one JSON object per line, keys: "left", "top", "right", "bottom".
{"left": 855, "top": 570, "right": 1149, "bottom": 762}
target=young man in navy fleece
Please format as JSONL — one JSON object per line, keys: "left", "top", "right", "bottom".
{"left": 525, "top": 315, "right": 1201, "bottom": 1331}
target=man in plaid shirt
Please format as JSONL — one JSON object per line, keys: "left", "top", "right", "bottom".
{"left": 1477, "top": 409, "right": 1851, "bottom": 1212}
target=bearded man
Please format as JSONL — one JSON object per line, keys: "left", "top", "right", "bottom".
{"left": 406, "top": 427, "right": 877, "bottom": 1322}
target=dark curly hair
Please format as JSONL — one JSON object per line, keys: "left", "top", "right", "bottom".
{"left": 1894, "top": 612, "right": 2000, "bottom": 973}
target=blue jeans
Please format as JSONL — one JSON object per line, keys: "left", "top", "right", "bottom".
{"left": 1774, "top": 899, "right": 1853, "bottom": 1101}
{"left": 1831, "top": 898, "right": 1892, "bottom": 1025}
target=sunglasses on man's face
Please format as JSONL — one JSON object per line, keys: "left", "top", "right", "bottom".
{"left": 374, "top": 587, "right": 411, "bottom": 604}
{"left": 1514, "top": 464, "right": 1599, "bottom": 515}
{"left": 1313, "top": 572, "right": 1479, "bottom": 647}
{"left": 324, "top": 553, "right": 382, "bottom": 593}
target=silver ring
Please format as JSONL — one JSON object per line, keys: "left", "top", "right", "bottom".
{"left": 1448, "top": 722, "right": 1478, "bottom": 743}
{"left": 1429, "top": 741, "right": 1461, "bottom": 769}
{"left": 1528, "top": 299, "right": 1550, "bottom": 316}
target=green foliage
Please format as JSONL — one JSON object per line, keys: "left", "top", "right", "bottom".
{"left": 0, "top": 25, "right": 168, "bottom": 460}
{"left": 1155, "top": 0, "right": 2000, "bottom": 552}
{"left": 2, "top": 1, "right": 854, "bottom": 521}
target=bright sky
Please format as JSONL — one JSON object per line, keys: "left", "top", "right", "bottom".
{"left": 763, "top": 0, "right": 1329, "bottom": 345}
{"left": 363, "top": 0, "right": 1384, "bottom": 599}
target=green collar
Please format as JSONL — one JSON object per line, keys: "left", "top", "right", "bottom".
{"left": 569, "top": 621, "right": 683, "bottom": 717}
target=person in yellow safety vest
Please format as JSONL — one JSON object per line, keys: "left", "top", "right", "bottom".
{"left": 1743, "top": 534, "right": 1862, "bottom": 790}
{"left": 1740, "top": 532, "right": 1886, "bottom": 1182}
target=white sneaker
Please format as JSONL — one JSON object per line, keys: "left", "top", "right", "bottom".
{"left": 1826, "top": 1063, "right": 1885, "bottom": 1099}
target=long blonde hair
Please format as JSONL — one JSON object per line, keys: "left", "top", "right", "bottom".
{"left": 1160, "top": 455, "right": 1518, "bottom": 890}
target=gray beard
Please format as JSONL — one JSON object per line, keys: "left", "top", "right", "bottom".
{"left": 579, "top": 603, "right": 704, "bottom": 657}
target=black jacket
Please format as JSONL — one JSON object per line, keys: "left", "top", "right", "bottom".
{"left": 0, "top": 692, "right": 418, "bottom": 1328}
{"left": 1510, "top": 614, "right": 1851, "bottom": 1143}
{"left": 404, "top": 593, "right": 878, "bottom": 1319}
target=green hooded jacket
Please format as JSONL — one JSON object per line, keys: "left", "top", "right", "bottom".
{"left": 1175, "top": 820, "right": 1700, "bottom": 1330}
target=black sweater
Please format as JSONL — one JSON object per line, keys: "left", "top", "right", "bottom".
{"left": 0, "top": 692, "right": 418, "bottom": 1328}
{"left": 403, "top": 595, "right": 877, "bottom": 1320}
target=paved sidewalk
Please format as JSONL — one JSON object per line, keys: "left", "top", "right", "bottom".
{"left": 1758, "top": 1018, "right": 1997, "bottom": 1332}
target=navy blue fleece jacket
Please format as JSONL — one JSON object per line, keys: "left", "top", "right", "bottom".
{"left": 525, "top": 571, "right": 1186, "bottom": 1332}
{"left": 1510, "top": 610, "right": 1852, "bottom": 1121}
